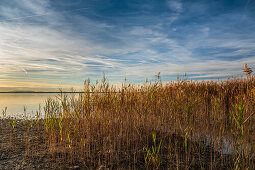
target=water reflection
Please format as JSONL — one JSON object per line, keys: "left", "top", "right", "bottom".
{"left": 0, "top": 93, "right": 59, "bottom": 119}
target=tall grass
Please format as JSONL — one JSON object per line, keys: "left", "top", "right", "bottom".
{"left": 38, "top": 75, "right": 255, "bottom": 169}
{"left": 1, "top": 75, "right": 255, "bottom": 169}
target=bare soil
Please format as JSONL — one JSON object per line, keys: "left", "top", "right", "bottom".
{"left": 0, "top": 120, "right": 83, "bottom": 170}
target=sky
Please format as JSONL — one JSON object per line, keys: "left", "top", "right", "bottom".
{"left": 0, "top": 0, "right": 254, "bottom": 91}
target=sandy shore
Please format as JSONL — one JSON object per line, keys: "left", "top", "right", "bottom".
{"left": 0, "top": 119, "right": 82, "bottom": 170}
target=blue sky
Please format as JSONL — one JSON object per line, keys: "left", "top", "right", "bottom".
{"left": 0, "top": 0, "right": 254, "bottom": 91}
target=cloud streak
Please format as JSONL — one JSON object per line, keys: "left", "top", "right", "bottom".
{"left": 0, "top": 0, "right": 254, "bottom": 91}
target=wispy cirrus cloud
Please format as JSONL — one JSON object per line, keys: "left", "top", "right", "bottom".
{"left": 0, "top": 0, "right": 255, "bottom": 91}
{"left": 166, "top": 0, "right": 183, "bottom": 12}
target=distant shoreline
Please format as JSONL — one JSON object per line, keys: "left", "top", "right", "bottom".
{"left": 0, "top": 92, "right": 84, "bottom": 93}
{"left": 0, "top": 91, "right": 119, "bottom": 93}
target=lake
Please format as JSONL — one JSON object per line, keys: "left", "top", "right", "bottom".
{"left": 0, "top": 93, "right": 61, "bottom": 119}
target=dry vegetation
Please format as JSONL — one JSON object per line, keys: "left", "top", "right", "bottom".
{"left": 1, "top": 74, "right": 255, "bottom": 169}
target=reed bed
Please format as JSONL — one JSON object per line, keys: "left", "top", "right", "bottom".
{"left": 2, "top": 75, "right": 255, "bottom": 169}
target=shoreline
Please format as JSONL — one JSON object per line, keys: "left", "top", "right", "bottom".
{"left": 0, "top": 119, "right": 238, "bottom": 169}
{"left": 0, "top": 119, "right": 83, "bottom": 169}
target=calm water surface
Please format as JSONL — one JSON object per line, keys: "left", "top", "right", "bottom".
{"left": 0, "top": 93, "right": 60, "bottom": 119}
